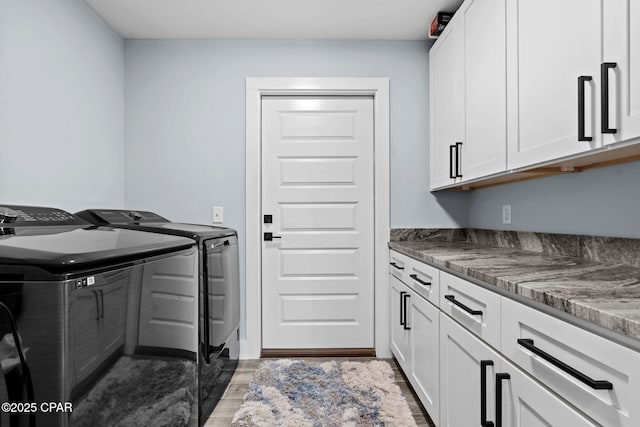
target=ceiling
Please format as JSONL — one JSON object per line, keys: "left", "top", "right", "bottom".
{"left": 84, "top": 0, "right": 463, "bottom": 40}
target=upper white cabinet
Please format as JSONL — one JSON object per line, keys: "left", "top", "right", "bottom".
{"left": 430, "top": 18, "right": 464, "bottom": 189}
{"left": 603, "top": 1, "right": 640, "bottom": 146}
{"left": 506, "top": 0, "right": 603, "bottom": 169}
{"left": 429, "top": 0, "right": 640, "bottom": 190}
{"left": 429, "top": 0, "right": 506, "bottom": 189}
{"left": 462, "top": 0, "right": 507, "bottom": 180}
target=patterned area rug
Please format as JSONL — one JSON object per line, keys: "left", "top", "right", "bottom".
{"left": 231, "top": 359, "right": 417, "bottom": 427}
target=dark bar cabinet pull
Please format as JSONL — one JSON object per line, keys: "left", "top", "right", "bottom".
{"left": 409, "top": 274, "right": 431, "bottom": 287}
{"left": 449, "top": 144, "right": 456, "bottom": 179}
{"left": 481, "top": 360, "right": 495, "bottom": 427}
{"left": 402, "top": 293, "right": 411, "bottom": 330}
{"left": 578, "top": 76, "right": 592, "bottom": 141}
{"left": 400, "top": 291, "right": 407, "bottom": 326}
{"left": 444, "top": 294, "right": 482, "bottom": 316}
{"left": 495, "top": 373, "right": 510, "bottom": 427}
{"left": 390, "top": 262, "right": 404, "bottom": 270}
{"left": 601, "top": 62, "right": 618, "bottom": 134}
{"left": 517, "top": 338, "right": 613, "bottom": 390}
{"left": 455, "top": 142, "right": 463, "bottom": 178}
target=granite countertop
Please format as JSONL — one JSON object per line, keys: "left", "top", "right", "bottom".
{"left": 389, "top": 239, "right": 640, "bottom": 344}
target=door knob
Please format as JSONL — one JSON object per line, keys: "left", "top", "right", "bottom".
{"left": 264, "top": 232, "right": 282, "bottom": 241}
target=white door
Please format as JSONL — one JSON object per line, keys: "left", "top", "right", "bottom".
{"left": 603, "top": 1, "right": 640, "bottom": 145}
{"left": 440, "top": 314, "right": 501, "bottom": 427}
{"left": 409, "top": 292, "right": 440, "bottom": 426}
{"left": 429, "top": 19, "right": 465, "bottom": 189}
{"left": 507, "top": 0, "right": 603, "bottom": 169}
{"left": 462, "top": 0, "right": 507, "bottom": 181}
{"left": 261, "top": 96, "right": 375, "bottom": 349}
{"left": 390, "top": 276, "right": 411, "bottom": 370}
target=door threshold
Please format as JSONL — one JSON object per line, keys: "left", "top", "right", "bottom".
{"left": 261, "top": 348, "right": 376, "bottom": 358}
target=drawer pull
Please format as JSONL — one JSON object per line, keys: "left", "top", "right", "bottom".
{"left": 402, "top": 293, "right": 411, "bottom": 330}
{"left": 390, "top": 262, "right": 404, "bottom": 271}
{"left": 601, "top": 62, "right": 618, "bottom": 134}
{"left": 444, "top": 294, "right": 482, "bottom": 316}
{"left": 409, "top": 274, "right": 431, "bottom": 287}
{"left": 495, "top": 373, "right": 510, "bottom": 427}
{"left": 480, "top": 360, "right": 495, "bottom": 427}
{"left": 517, "top": 338, "right": 613, "bottom": 390}
{"left": 400, "top": 291, "right": 407, "bottom": 326}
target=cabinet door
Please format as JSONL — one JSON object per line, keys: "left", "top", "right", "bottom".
{"left": 603, "top": 1, "right": 640, "bottom": 145}
{"left": 73, "top": 289, "right": 101, "bottom": 383}
{"left": 462, "top": 0, "right": 507, "bottom": 181}
{"left": 389, "top": 276, "right": 411, "bottom": 371}
{"left": 498, "top": 358, "right": 598, "bottom": 427}
{"left": 409, "top": 294, "right": 439, "bottom": 425}
{"left": 430, "top": 18, "right": 464, "bottom": 189}
{"left": 507, "top": 0, "right": 603, "bottom": 169}
{"left": 440, "top": 313, "right": 501, "bottom": 427}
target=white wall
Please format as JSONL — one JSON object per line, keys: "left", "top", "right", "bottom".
{"left": 468, "top": 161, "right": 640, "bottom": 238}
{"left": 0, "top": 0, "right": 125, "bottom": 212}
{"left": 124, "top": 39, "right": 470, "bottom": 340}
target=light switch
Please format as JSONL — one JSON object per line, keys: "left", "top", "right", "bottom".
{"left": 502, "top": 205, "right": 511, "bottom": 225}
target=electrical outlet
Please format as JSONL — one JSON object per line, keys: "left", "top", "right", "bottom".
{"left": 502, "top": 205, "right": 512, "bottom": 225}
{"left": 212, "top": 206, "right": 223, "bottom": 223}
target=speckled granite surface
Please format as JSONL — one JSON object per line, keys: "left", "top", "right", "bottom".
{"left": 389, "top": 230, "right": 640, "bottom": 343}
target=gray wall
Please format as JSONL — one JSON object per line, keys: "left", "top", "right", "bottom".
{"left": 124, "top": 39, "right": 470, "bottom": 339}
{"left": 0, "top": 0, "right": 125, "bottom": 211}
{"left": 467, "top": 161, "right": 640, "bottom": 238}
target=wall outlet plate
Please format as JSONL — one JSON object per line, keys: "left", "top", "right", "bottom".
{"left": 502, "top": 205, "right": 511, "bottom": 225}
{"left": 213, "top": 206, "right": 223, "bottom": 223}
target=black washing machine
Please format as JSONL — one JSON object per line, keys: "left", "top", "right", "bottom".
{"left": 0, "top": 205, "right": 201, "bottom": 427}
{"left": 75, "top": 209, "right": 240, "bottom": 425}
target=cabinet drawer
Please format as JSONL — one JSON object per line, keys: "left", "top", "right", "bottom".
{"left": 389, "top": 250, "right": 440, "bottom": 306}
{"left": 440, "top": 271, "right": 501, "bottom": 349}
{"left": 389, "top": 250, "right": 410, "bottom": 282}
{"left": 502, "top": 297, "right": 640, "bottom": 427}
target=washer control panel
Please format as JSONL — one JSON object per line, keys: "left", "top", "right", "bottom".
{"left": 0, "top": 205, "right": 87, "bottom": 226}
{"left": 76, "top": 209, "right": 169, "bottom": 225}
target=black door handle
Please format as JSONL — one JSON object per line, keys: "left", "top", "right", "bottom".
{"left": 481, "top": 360, "right": 495, "bottom": 427}
{"left": 517, "top": 338, "right": 613, "bottom": 390}
{"left": 409, "top": 274, "right": 431, "bottom": 287}
{"left": 264, "top": 232, "right": 282, "bottom": 241}
{"left": 601, "top": 62, "right": 618, "bottom": 134}
{"left": 495, "top": 373, "right": 510, "bottom": 427}
{"left": 449, "top": 144, "right": 456, "bottom": 179}
{"left": 444, "top": 294, "right": 482, "bottom": 316}
{"left": 578, "top": 76, "right": 593, "bottom": 141}
{"left": 390, "top": 262, "right": 404, "bottom": 270}
{"left": 400, "top": 291, "right": 407, "bottom": 326}
{"left": 402, "top": 293, "right": 411, "bottom": 330}
{"left": 455, "top": 142, "right": 463, "bottom": 178}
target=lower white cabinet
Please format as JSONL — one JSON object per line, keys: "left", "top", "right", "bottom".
{"left": 389, "top": 275, "right": 440, "bottom": 424}
{"left": 498, "top": 357, "right": 598, "bottom": 427}
{"left": 390, "top": 276, "right": 411, "bottom": 371}
{"left": 409, "top": 291, "right": 440, "bottom": 425}
{"left": 390, "top": 249, "right": 640, "bottom": 427}
{"left": 440, "top": 313, "right": 500, "bottom": 427}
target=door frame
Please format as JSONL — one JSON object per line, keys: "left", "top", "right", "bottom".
{"left": 244, "top": 77, "right": 390, "bottom": 359}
